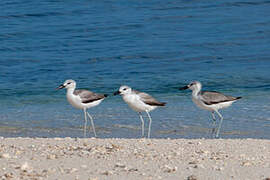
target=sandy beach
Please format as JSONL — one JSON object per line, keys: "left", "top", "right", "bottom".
{"left": 0, "top": 138, "right": 270, "bottom": 180}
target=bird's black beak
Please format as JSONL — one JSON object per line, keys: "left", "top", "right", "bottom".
{"left": 113, "top": 90, "right": 120, "bottom": 95}
{"left": 179, "top": 85, "right": 189, "bottom": 90}
{"left": 56, "top": 84, "right": 65, "bottom": 90}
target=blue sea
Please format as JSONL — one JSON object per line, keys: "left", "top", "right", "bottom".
{"left": 1, "top": 0, "right": 270, "bottom": 139}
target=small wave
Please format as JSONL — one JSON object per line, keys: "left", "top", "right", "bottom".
{"left": 0, "top": 12, "right": 64, "bottom": 20}
{"left": 113, "top": 124, "right": 140, "bottom": 131}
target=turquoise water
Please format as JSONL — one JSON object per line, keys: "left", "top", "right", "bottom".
{"left": 1, "top": 0, "right": 270, "bottom": 138}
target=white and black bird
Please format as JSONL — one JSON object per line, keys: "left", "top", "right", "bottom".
{"left": 114, "top": 85, "right": 166, "bottom": 138}
{"left": 180, "top": 81, "right": 241, "bottom": 138}
{"left": 57, "top": 79, "right": 107, "bottom": 137}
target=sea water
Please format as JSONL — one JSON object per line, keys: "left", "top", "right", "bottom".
{"left": 1, "top": 0, "right": 270, "bottom": 138}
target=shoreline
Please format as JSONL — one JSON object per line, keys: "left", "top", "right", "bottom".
{"left": 1, "top": 137, "right": 270, "bottom": 179}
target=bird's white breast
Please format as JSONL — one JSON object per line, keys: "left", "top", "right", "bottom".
{"left": 67, "top": 93, "right": 83, "bottom": 109}
{"left": 192, "top": 96, "right": 212, "bottom": 111}
{"left": 122, "top": 94, "right": 155, "bottom": 112}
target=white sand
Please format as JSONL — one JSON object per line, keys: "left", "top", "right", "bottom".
{"left": 0, "top": 137, "right": 270, "bottom": 180}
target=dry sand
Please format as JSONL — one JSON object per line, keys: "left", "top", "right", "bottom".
{"left": 0, "top": 137, "right": 270, "bottom": 180}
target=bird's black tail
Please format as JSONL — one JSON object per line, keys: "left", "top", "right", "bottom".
{"left": 159, "top": 102, "right": 166, "bottom": 106}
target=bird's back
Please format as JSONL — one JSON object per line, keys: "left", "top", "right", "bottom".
{"left": 133, "top": 90, "right": 166, "bottom": 106}
{"left": 200, "top": 91, "right": 241, "bottom": 105}
{"left": 74, "top": 89, "right": 107, "bottom": 104}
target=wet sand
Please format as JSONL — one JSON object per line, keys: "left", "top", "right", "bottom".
{"left": 0, "top": 137, "right": 270, "bottom": 180}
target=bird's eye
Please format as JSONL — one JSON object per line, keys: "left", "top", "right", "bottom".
{"left": 67, "top": 82, "right": 71, "bottom": 85}
{"left": 123, "top": 88, "right": 127, "bottom": 91}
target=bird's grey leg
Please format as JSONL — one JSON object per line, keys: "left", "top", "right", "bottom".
{"left": 83, "top": 108, "right": 87, "bottom": 138}
{"left": 211, "top": 111, "right": 217, "bottom": 136}
{"left": 138, "top": 112, "right": 144, "bottom": 137}
{"left": 86, "top": 112, "right": 97, "bottom": 137}
{"left": 215, "top": 110, "right": 223, "bottom": 138}
{"left": 145, "top": 111, "right": 152, "bottom": 139}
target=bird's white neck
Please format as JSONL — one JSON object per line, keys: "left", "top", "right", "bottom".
{"left": 122, "top": 93, "right": 129, "bottom": 100}
{"left": 67, "top": 87, "right": 75, "bottom": 95}
{"left": 191, "top": 87, "right": 201, "bottom": 98}
{"left": 122, "top": 93, "right": 135, "bottom": 103}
